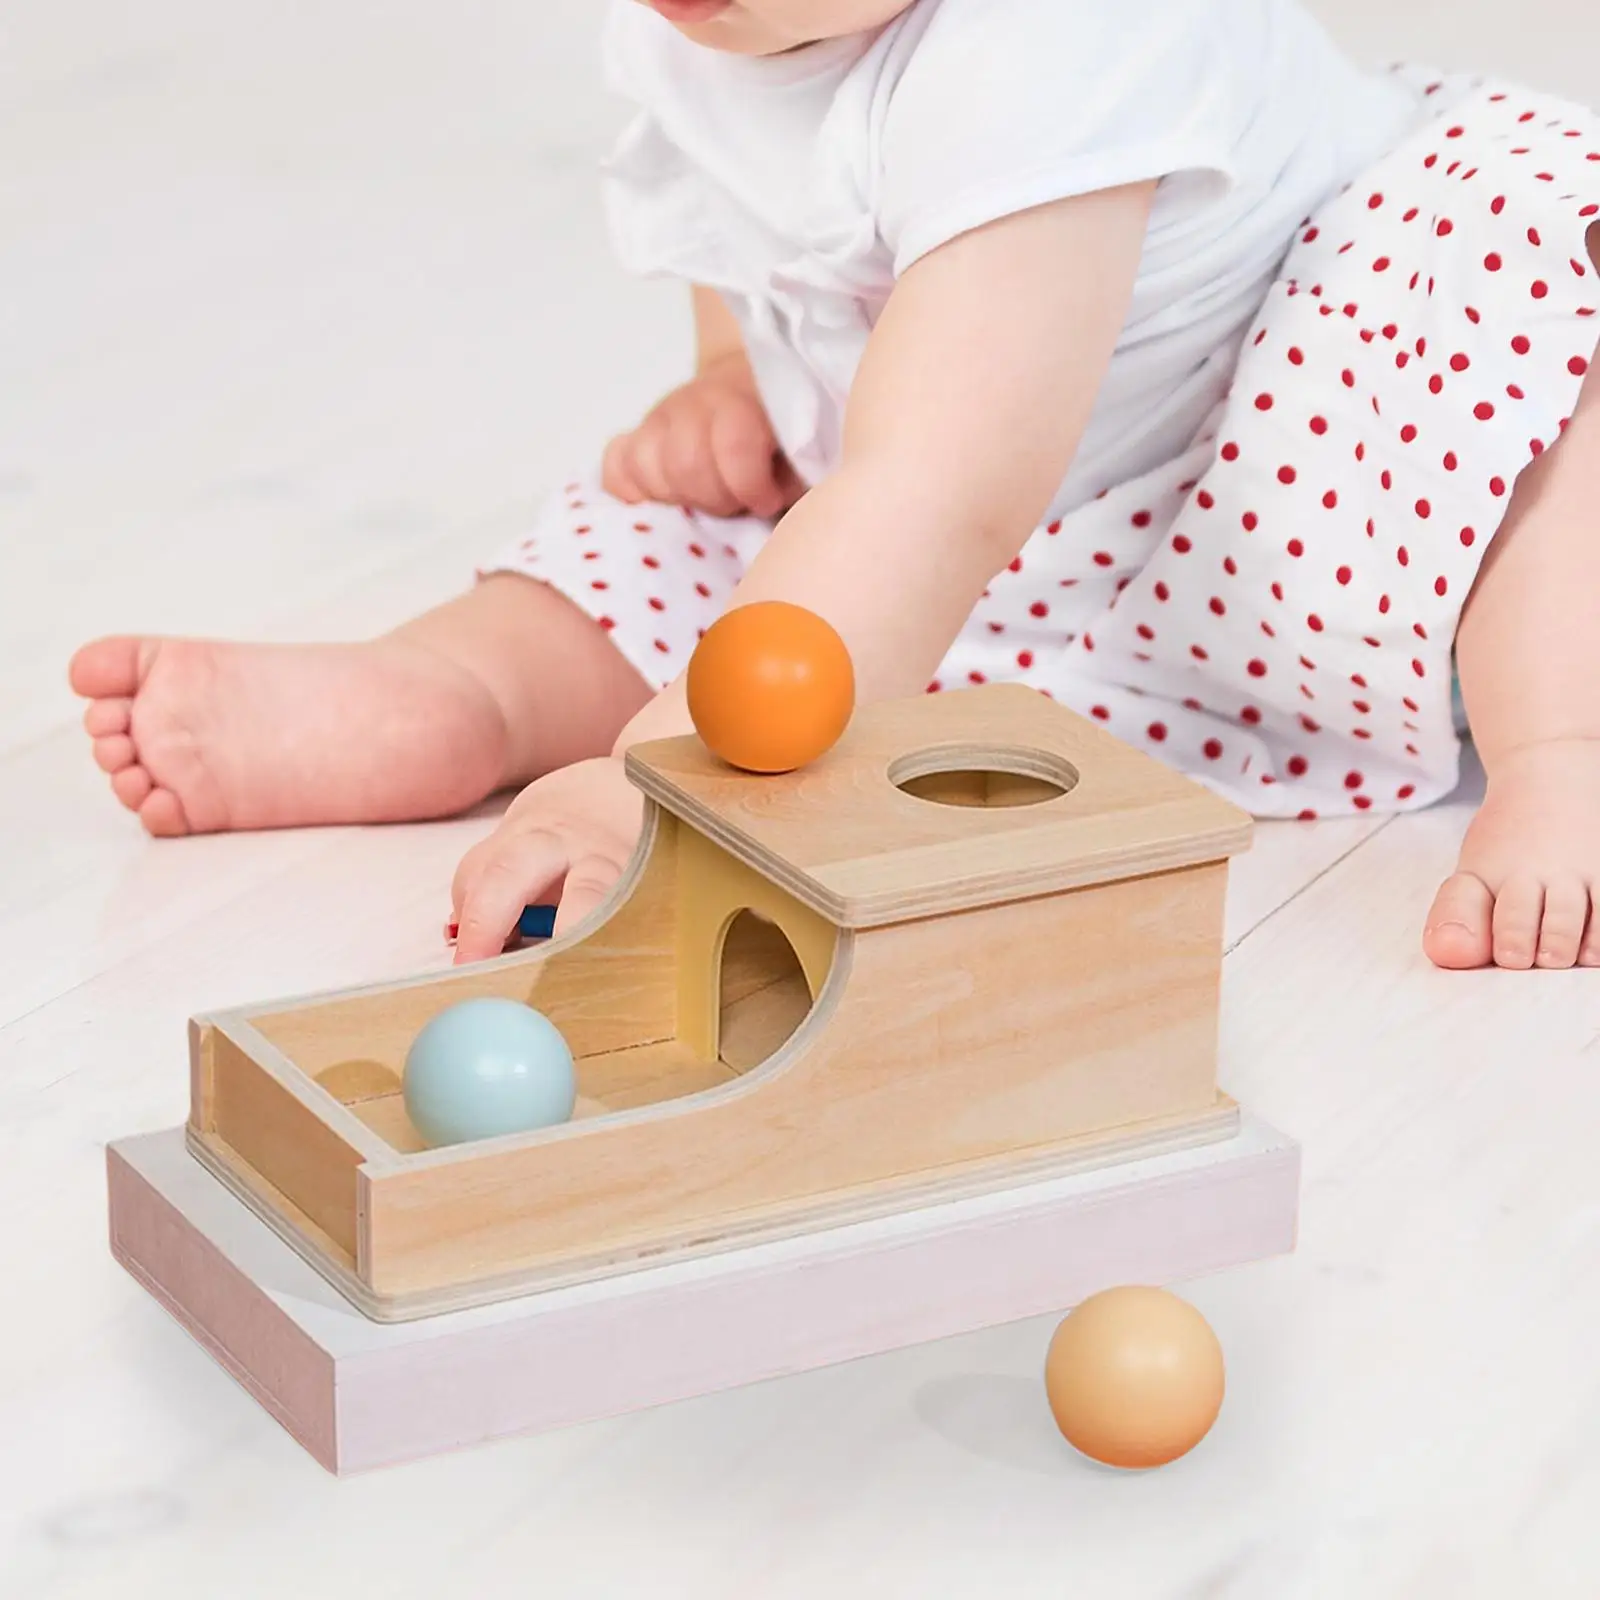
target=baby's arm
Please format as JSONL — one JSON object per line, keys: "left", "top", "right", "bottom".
{"left": 689, "top": 284, "right": 748, "bottom": 370}
{"left": 614, "top": 181, "right": 1156, "bottom": 750}
{"left": 449, "top": 183, "right": 1155, "bottom": 959}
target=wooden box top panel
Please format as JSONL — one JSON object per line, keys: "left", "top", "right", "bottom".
{"left": 624, "top": 684, "right": 1251, "bottom": 928}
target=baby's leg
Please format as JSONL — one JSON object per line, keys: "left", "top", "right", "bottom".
{"left": 1426, "top": 228, "right": 1600, "bottom": 968}
{"left": 70, "top": 575, "right": 649, "bottom": 835}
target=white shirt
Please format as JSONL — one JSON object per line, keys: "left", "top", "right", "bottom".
{"left": 600, "top": 0, "right": 1422, "bottom": 514}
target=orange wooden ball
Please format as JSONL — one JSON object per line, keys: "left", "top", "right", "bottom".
{"left": 687, "top": 602, "right": 855, "bottom": 774}
{"left": 1044, "top": 1287, "right": 1225, "bottom": 1469}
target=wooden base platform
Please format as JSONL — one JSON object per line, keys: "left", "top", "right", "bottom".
{"left": 108, "top": 1121, "right": 1300, "bottom": 1475}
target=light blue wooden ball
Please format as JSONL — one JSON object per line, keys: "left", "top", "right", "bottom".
{"left": 403, "top": 997, "right": 576, "bottom": 1148}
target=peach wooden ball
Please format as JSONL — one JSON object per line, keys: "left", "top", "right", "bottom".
{"left": 686, "top": 601, "right": 856, "bottom": 774}
{"left": 1044, "top": 1287, "right": 1225, "bottom": 1469}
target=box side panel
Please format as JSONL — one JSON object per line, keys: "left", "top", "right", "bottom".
{"left": 359, "top": 861, "right": 1230, "bottom": 1303}
{"left": 832, "top": 858, "right": 1230, "bottom": 1147}
{"left": 203, "top": 1028, "right": 363, "bottom": 1259}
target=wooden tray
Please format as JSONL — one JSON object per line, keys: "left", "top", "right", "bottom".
{"left": 184, "top": 686, "right": 1255, "bottom": 1322}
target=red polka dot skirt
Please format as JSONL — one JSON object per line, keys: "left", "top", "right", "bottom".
{"left": 486, "top": 73, "right": 1600, "bottom": 821}
{"left": 485, "top": 486, "right": 773, "bottom": 685}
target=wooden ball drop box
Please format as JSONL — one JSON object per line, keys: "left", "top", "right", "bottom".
{"left": 184, "top": 684, "right": 1259, "bottom": 1324}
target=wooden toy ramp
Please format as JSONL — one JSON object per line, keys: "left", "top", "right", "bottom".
{"left": 183, "top": 684, "right": 1256, "bottom": 1323}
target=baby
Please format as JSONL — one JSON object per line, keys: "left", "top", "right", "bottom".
{"left": 69, "top": 0, "right": 1600, "bottom": 970}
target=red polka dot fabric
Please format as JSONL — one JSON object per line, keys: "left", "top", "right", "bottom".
{"left": 486, "top": 74, "right": 1600, "bottom": 820}
{"left": 485, "top": 485, "right": 769, "bottom": 690}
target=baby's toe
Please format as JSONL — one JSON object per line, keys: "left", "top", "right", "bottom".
{"left": 1534, "top": 877, "right": 1589, "bottom": 969}
{"left": 1423, "top": 873, "right": 1494, "bottom": 969}
{"left": 1491, "top": 875, "right": 1546, "bottom": 970}
{"left": 138, "top": 787, "right": 190, "bottom": 837}
{"left": 111, "top": 765, "right": 153, "bottom": 811}
{"left": 83, "top": 698, "right": 132, "bottom": 737}
{"left": 69, "top": 636, "right": 145, "bottom": 699}
{"left": 1577, "top": 889, "right": 1600, "bottom": 967}
{"left": 94, "top": 734, "right": 137, "bottom": 775}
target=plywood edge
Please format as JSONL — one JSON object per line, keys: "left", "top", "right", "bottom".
{"left": 627, "top": 763, "right": 1252, "bottom": 930}
{"left": 624, "top": 755, "right": 835, "bottom": 909}
{"left": 817, "top": 806, "right": 1255, "bottom": 926}
{"left": 315, "top": 1095, "right": 1243, "bottom": 1323}
{"left": 187, "top": 1016, "right": 214, "bottom": 1131}
{"left": 107, "top": 1142, "right": 340, "bottom": 1474}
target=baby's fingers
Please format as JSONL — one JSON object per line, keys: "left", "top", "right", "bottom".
{"left": 554, "top": 853, "right": 625, "bottom": 938}
{"left": 601, "top": 432, "right": 655, "bottom": 506}
{"left": 618, "top": 423, "right": 675, "bottom": 507}
{"left": 449, "top": 831, "right": 500, "bottom": 927}
{"left": 600, "top": 434, "right": 636, "bottom": 503}
{"left": 711, "top": 407, "right": 786, "bottom": 519}
{"left": 454, "top": 828, "right": 570, "bottom": 965}
{"left": 663, "top": 412, "right": 741, "bottom": 517}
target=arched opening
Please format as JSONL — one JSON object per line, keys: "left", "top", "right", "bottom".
{"left": 717, "top": 909, "right": 813, "bottom": 1073}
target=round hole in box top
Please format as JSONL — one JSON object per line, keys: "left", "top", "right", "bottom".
{"left": 888, "top": 744, "right": 1078, "bottom": 810}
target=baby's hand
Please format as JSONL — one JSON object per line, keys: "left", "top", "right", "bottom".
{"left": 602, "top": 352, "right": 802, "bottom": 520}
{"left": 449, "top": 756, "right": 644, "bottom": 964}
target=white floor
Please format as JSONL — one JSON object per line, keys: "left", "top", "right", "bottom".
{"left": 3, "top": 4, "right": 1599, "bottom": 1596}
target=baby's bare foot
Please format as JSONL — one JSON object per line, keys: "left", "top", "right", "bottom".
{"left": 1424, "top": 740, "right": 1600, "bottom": 970}
{"left": 68, "top": 635, "right": 510, "bottom": 835}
